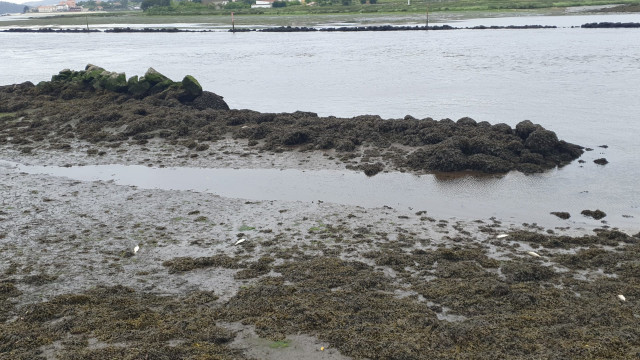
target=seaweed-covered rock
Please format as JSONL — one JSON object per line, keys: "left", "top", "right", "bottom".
{"left": 524, "top": 129, "right": 559, "bottom": 155}
{"left": 550, "top": 211, "right": 571, "bottom": 220}
{"left": 0, "top": 66, "right": 585, "bottom": 175}
{"left": 515, "top": 120, "right": 538, "bottom": 139}
{"left": 191, "top": 91, "right": 230, "bottom": 110}
{"left": 581, "top": 209, "right": 607, "bottom": 220}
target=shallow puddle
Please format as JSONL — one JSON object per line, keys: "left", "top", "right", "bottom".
{"left": 2, "top": 160, "right": 637, "bottom": 231}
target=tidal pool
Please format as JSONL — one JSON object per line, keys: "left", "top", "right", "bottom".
{"left": 3, "top": 160, "right": 637, "bottom": 232}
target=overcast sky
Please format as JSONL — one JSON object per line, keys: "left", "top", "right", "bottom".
{"left": 4, "top": 0, "right": 44, "bottom": 4}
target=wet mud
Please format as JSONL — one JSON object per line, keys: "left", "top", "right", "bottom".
{"left": 1, "top": 69, "right": 639, "bottom": 359}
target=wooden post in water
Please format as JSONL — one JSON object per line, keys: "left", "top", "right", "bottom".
{"left": 426, "top": 5, "right": 429, "bottom": 29}
{"left": 231, "top": 12, "right": 235, "bottom": 33}
{"left": 86, "top": 15, "right": 89, "bottom": 31}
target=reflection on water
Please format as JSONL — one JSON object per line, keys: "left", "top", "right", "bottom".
{"left": 2, "top": 160, "right": 637, "bottom": 232}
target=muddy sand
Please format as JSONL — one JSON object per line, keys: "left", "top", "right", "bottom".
{"left": 1, "top": 67, "right": 639, "bottom": 359}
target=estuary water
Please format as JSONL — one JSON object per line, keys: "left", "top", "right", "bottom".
{"left": 1, "top": 13, "right": 639, "bottom": 230}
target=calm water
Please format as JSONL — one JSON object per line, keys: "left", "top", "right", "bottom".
{"left": 1, "top": 13, "right": 639, "bottom": 230}
{"left": 1, "top": 161, "right": 637, "bottom": 231}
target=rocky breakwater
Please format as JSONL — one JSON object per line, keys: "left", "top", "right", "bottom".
{"left": 0, "top": 66, "right": 583, "bottom": 175}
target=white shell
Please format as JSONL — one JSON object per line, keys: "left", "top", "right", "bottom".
{"left": 527, "top": 251, "right": 541, "bottom": 257}
{"left": 496, "top": 234, "right": 509, "bottom": 239}
{"left": 235, "top": 238, "right": 246, "bottom": 245}
{"left": 618, "top": 294, "right": 626, "bottom": 302}
{"left": 133, "top": 245, "right": 140, "bottom": 254}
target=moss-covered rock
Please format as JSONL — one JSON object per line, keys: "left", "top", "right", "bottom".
{"left": 142, "top": 67, "right": 170, "bottom": 86}
{"left": 127, "top": 75, "right": 151, "bottom": 97}
{"left": 182, "top": 75, "right": 203, "bottom": 99}
{"left": 51, "top": 69, "right": 74, "bottom": 82}
{"left": 102, "top": 72, "right": 128, "bottom": 93}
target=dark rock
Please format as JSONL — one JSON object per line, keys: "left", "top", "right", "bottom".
{"left": 191, "top": 91, "right": 230, "bottom": 110}
{"left": 282, "top": 130, "right": 310, "bottom": 146}
{"left": 593, "top": 158, "right": 608, "bottom": 165}
{"left": 581, "top": 209, "right": 606, "bottom": 220}
{"left": 491, "top": 123, "right": 513, "bottom": 135}
{"left": 515, "top": 120, "right": 539, "bottom": 139}
{"left": 550, "top": 212, "right": 571, "bottom": 220}
{"left": 467, "top": 154, "right": 511, "bottom": 173}
{"left": 524, "top": 129, "right": 559, "bottom": 155}
{"left": 360, "top": 162, "right": 384, "bottom": 177}
{"left": 456, "top": 117, "right": 477, "bottom": 126}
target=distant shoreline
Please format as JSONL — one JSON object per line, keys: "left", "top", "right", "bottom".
{"left": 2, "top": 22, "right": 639, "bottom": 33}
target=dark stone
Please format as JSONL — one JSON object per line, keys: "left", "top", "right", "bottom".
{"left": 524, "top": 129, "right": 559, "bottom": 155}
{"left": 467, "top": 154, "right": 512, "bottom": 173}
{"left": 360, "top": 162, "right": 384, "bottom": 177}
{"left": 581, "top": 209, "right": 606, "bottom": 220}
{"left": 456, "top": 117, "right": 477, "bottom": 126}
{"left": 191, "top": 91, "right": 230, "bottom": 110}
{"left": 550, "top": 212, "right": 571, "bottom": 220}
{"left": 282, "top": 131, "right": 310, "bottom": 146}
{"left": 515, "top": 120, "right": 538, "bottom": 139}
{"left": 491, "top": 123, "right": 513, "bottom": 135}
{"left": 593, "top": 158, "right": 608, "bottom": 165}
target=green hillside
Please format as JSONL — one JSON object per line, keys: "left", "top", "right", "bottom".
{"left": 0, "top": 1, "right": 27, "bottom": 14}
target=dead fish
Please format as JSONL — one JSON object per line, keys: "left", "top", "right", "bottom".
{"left": 496, "top": 234, "right": 509, "bottom": 239}
{"left": 133, "top": 245, "right": 140, "bottom": 254}
{"left": 618, "top": 294, "right": 626, "bottom": 302}
{"left": 235, "top": 238, "right": 246, "bottom": 245}
{"left": 527, "top": 251, "right": 541, "bottom": 257}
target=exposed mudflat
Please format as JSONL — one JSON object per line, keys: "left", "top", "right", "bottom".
{"left": 1, "top": 69, "right": 639, "bottom": 359}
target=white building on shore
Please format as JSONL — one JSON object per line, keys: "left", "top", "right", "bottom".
{"left": 252, "top": 0, "right": 275, "bottom": 8}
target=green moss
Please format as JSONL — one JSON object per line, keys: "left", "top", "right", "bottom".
{"left": 269, "top": 340, "right": 290, "bottom": 349}
{"left": 182, "top": 75, "right": 203, "bottom": 98}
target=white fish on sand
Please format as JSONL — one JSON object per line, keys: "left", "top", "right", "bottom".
{"left": 527, "top": 251, "right": 541, "bottom": 257}
{"left": 618, "top": 294, "right": 626, "bottom": 302}
{"left": 235, "top": 238, "right": 246, "bottom": 245}
{"left": 133, "top": 245, "right": 140, "bottom": 254}
{"left": 496, "top": 234, "right": 509, "bottom": 239}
